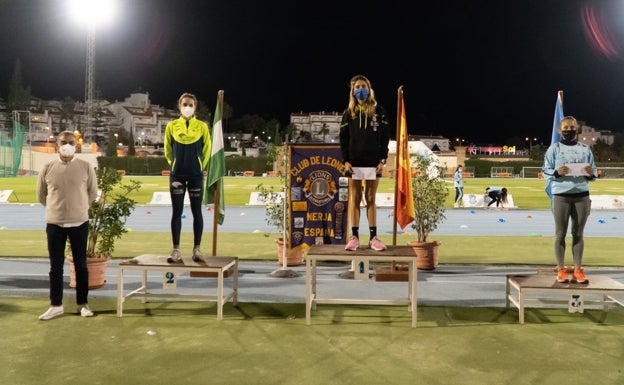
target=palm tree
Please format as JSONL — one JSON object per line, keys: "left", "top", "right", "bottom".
{"left": 316, "top": 123, "right": 330, "bottom": 143}
{"left": 59, "top": 97, "right": 75, "bottom": 132}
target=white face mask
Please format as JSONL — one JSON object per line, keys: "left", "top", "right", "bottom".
{"left": 59, "top": 143, "right": 76, "bottom": 157}
{"left": 181, "top": 106, "right": 195, "bottom": 118}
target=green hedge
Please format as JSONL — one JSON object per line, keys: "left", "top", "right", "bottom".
{"left": 465, "top": 159, "right": 624, "bottom": 178}
{"left": 224, "top": 156, "right": 270, "bottom": 175}
{"left": 96, "top": 156, "right": 624, "bottom": 177}
{"left": 96, "top": 155, "right": 270, "bottom": 176}
{"left": 96, "top": 156, "right": 169, "bottom": 175}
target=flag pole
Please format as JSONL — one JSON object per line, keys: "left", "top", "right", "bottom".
{"left": 392, "top": 86, "right": 404, "bottom": 246}
{"left": 211, "top": 90, "right": 224, "bottom": 256}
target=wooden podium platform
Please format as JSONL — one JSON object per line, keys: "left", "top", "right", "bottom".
{"left": 305, "top": 245, "right": 418, "bottom": 327}
{"left": 117, "top": 254, "right": 238, "bottom": 320}
{"left": 506, "top": 271, "right": 624, "bottom": 324}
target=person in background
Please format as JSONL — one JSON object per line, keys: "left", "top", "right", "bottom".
{"left": 484, "top": 186, "right": 508, "bottom": 209}
{"left": 453, "top": 165, "right": 464, "bottom": 208}
{"left": 164, "top": 92, "right": 211, "bottom": 263}
{"left": 542, "top": 115, "right": 596, "bottom": 284}
{"left": 37, "top": 131, "right": 98, "bottom": 320}
{"left": 339, "top": 74, "right": 390, "bottom": 251}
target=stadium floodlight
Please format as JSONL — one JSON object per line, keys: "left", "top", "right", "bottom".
{"left": 67, "top": 0, "right": 118, "bottom": 146}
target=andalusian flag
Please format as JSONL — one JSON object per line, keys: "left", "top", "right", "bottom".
{"left": 396, "top": 88, "right": 414, "bottom": 229}
{"left": 204, "top": 91, "right": 225, "bottom": 224}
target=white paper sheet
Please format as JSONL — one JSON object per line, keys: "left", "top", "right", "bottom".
{"left": 564, "top": 162, "right": 591, "bottom": 177}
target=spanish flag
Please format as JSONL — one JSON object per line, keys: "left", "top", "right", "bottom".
{"left": 396, "top": 87, "right": 414, "bottom": 229}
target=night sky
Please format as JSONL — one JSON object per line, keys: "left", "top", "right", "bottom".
{"left": 2, "top": 0, "right": 624, "bottom": 144}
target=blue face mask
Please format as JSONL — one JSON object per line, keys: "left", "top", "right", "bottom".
{"left": 354, "top": 88, "right": 369, "bottom": 101}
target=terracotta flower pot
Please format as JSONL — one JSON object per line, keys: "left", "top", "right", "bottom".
{"left": 67, "top": 255, "right": 110, "bottom": 290}
{"left": 407, "top": 241, "right": 441, "bottom": 270}
{"left": 275, "top": 238, "right": 304, "bottom": 266}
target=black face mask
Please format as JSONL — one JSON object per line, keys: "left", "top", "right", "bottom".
{"left": 561, "top": 130, "right": 577, "bottom": 143}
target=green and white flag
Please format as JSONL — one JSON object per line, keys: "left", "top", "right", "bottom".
{"left": 204, "top": 93, "right": 225, "bottom": 224}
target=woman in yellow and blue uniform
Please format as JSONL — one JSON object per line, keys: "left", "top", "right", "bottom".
{"left": 164, "top": 92, "right": 211, "bottom": 263}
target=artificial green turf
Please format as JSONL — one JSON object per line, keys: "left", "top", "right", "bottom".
{"left": 4, "top": 175, "right": 624, "bottom": 209}
{"left": 5, "top": 177, "right": 624, "bottom": 384}
{"left": 1, "top": 231, "right": 623, "bottom": 267}
{"left": 2, "top": 297, "right": 624, "bottom": 385}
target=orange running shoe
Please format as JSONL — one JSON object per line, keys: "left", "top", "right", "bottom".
{"left": 573, "top": 268, "right": 588, "bottom": 284}
{"left": 556, "top": 267, "right": 569, "bottom": 283}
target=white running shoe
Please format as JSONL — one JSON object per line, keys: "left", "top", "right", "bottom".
{"left": 39, "top": 305, "right": 64, "bottom": 320}
{"left": 78, "top": 304, "right": 94, "bottom": 317}
{"left": 167, "top": 249, "right": 182, "bottom": 263}
{"left": 192, "top": 248, "right": 206, "bottom": 263}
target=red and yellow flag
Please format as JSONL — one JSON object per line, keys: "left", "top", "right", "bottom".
{"left": 396, "top": 89, "right": 414, "bottom": 229}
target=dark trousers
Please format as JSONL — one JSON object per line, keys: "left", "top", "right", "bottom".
{"left": 170, "top": 175, "right": 204, "bottom": 246}
{"left": 46, "top": 221, "right": 89, "bottom": 306}
{"left": 454, "top": 187, "right": 463, "bottom": 204}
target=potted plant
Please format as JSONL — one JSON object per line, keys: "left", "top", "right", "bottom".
{"left": 408, "top": 154, "right": 448, "bottom": 270}
{"left": 256, "top": 144, "right": 303, "bottom": 266}
{"left": 67, "top": 166, "right": 141, "bottom": 289}
{"left": 256, "top": 180, "right": 304, "bottom": 267}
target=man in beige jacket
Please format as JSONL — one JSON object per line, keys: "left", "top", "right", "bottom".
{"left": 37, "top": 131, "right": 98, "bottom": 320}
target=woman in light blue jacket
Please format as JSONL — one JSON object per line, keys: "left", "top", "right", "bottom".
{"left": 453, "top": 165, "right": 463, "bottom": 208}
{"left": 542, "top": 116, "right": 596, "bottom": 284}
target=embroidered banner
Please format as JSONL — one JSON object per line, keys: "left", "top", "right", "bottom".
{"left": 289, "top": 144, "right": 348, "bottom": 250}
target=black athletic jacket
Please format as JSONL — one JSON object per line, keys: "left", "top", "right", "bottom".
{"left": 339, "top": 104, "right": 390, "bottom": 167}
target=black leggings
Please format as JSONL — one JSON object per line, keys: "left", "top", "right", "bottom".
{"left": 170, "top": 175, "right": 204, "bottom": 247}
{"left": 552, "top": 195, "right": 591, "bottom": 267}
{"left": 487, "top": 191, "right": 502, "bottom": 207}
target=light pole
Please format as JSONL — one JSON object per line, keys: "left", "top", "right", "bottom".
{"left": 85, "top": 24, "right": 95, "bottom": 144}
{"left": 68, "top": 0, "right": 118, "bottom": 145}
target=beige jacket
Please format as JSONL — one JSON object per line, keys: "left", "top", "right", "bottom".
{"left": 37, "top": 158, "right": 98, "bottom": 225}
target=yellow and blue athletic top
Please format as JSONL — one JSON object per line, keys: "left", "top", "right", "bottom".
{"left": 164, "top": 116, "right": 211, "bottom": 177}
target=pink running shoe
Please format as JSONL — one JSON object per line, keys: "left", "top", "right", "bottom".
{"left": 345, "top": 236, "right": 359, "bottom": 251}
{"left": 369, "top": 236, "right": 387, "bottom": 251}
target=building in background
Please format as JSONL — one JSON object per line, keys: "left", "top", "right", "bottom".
{"left": 289, "top": 111, "right": 342, "bottom": 143}
{"left": 578, "top": 120, "right": 614, "bottom": 146}
{"left": 0, "top": 96, "right": 615, "bottom": 155}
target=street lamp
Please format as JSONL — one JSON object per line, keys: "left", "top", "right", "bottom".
{"left": 525, "top": 136, "right": 537, "bottom": 153}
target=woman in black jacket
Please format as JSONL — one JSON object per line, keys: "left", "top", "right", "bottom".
{"left": 339, "top": 75, "right": 390, "bottom": 251}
